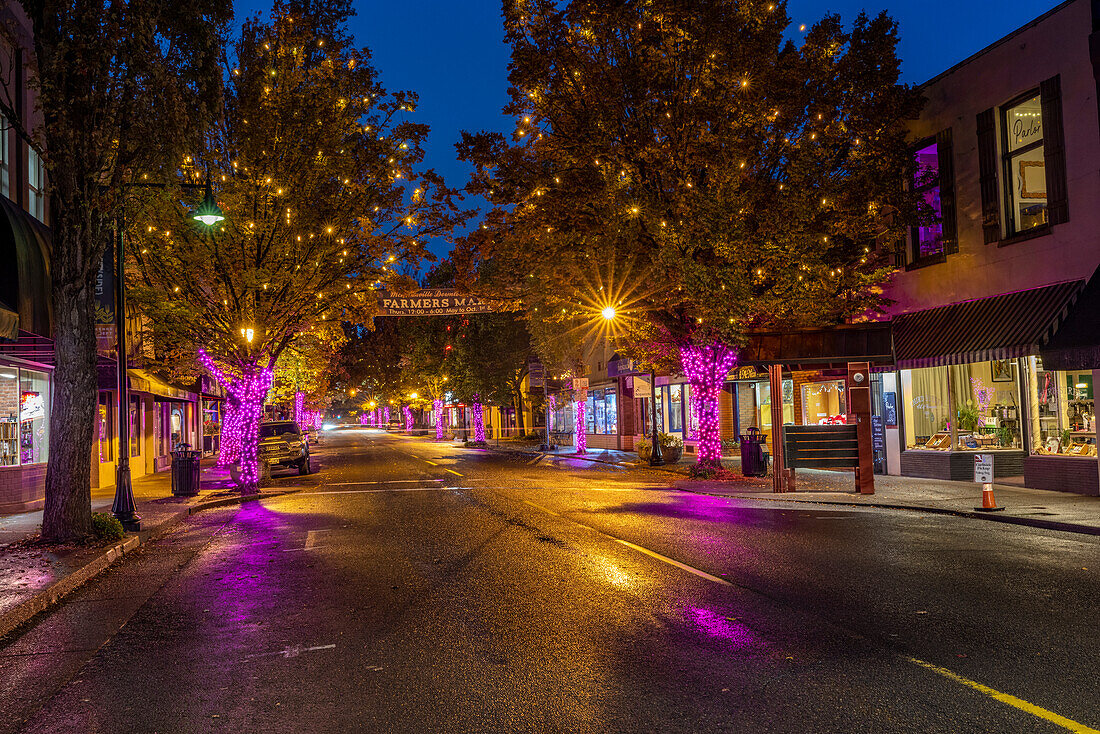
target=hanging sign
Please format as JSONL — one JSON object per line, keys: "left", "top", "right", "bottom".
{"left": 528, "top": 361, "right": 545, "bottom": 389}
{"left": 95, "top": 250, "right": 116, "bottom": 354}
{"left": 564, "top": 377, "right": 588, "bottom": 390}
{"left": 630, "top": 376, "right": 652, "bottom": 398}
{"left": 377, "top": 288, "right": 495, "bottom": 316}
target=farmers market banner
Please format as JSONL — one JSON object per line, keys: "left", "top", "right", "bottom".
{"left": 377, "top": 288, "right": 495, "bottom": 316}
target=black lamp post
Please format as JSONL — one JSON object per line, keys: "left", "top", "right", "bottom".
{"left": 648, "top": 370, "right": 664, "bottom": 466}
{"left": 111, "top": 176, "right": 224, "bottom": 531}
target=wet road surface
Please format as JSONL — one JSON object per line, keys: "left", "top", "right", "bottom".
{"left": 2, "top": 428, "right": 1098, "bottom": 733}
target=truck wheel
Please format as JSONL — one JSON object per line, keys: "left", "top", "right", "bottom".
{"left": 299, "top": 456, "right": 311, "bottom": 475}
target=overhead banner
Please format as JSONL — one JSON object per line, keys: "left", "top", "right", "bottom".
{"left": 377, "top": 288, "right": 495, "bottom": 316}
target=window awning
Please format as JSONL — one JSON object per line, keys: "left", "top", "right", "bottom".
{"left": 127, "top": 369, "right": 197, "bottom": 402}
{"left": 738, "top": 323, "right": 894, "bottom": 371}
{"left": 1040, "top": 265, "right": 1100, "bottom": 370}
{"left": 893, "top": 280, "right": 1082, "bottom": 369}
{"left": 0, "top": 196, "right": 51, "bottom": 339}
{"left": 0, "top": 300, "right": 18, "bottom": 341}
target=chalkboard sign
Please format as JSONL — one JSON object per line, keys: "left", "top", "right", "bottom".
{"left": 871, "top": 415, "right": 885, "bottom": 452}
{"left": 883, "top": 392, "right": 898, "bottom": 427}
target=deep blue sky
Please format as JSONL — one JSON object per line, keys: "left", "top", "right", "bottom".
{"left": 234, "top": 0, "right": 1061, "bottom": 260}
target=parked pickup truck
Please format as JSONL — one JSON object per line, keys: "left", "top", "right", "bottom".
{"left": 258, "top": 420, "right": 312, "bottom": 475}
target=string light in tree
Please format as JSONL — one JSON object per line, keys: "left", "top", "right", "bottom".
{"left": 471, "top": 393, "right": 486, "bottom": 443}
{"left": 384, "top": 406, "right": 391, "bottom": 425}
{"left": 198, "top": 349, "right": 273, "bottom": 493}
{"left": 294, "top": 391, "right": 305, "bottom": 425}
{"left": 434, "top": 399, "right": 444, "bottom": 440}
{"left": 680, "top": 343, "right": 739, "bottom": 468}
{"left": 403, "top": 405, "right": 414, "bottom": 432}
{"left": 574, "top": 394, "right": 587, "bottom": 454}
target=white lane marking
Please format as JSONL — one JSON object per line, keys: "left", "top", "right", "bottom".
{"left": 523, "top": 500, "right": 733, "bottom": 587}
{"left": 305, "top": 530, "right": 327, "bottom": 549}
{"left": 310, "top": 487, "right": 469, "bottom": 495}
{"left": 246, "top": 644, "right": 336, "bottom": 660}
{"left": 324, "top": 479, "right": 445, "bottom": 486}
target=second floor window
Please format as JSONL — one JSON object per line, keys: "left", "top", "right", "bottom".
{"left": 913, "top": 141, "right": 944, "bottom": 259}
{"left": 27, "top": 148, "right": 44, "bottom": 221}
{"left": 1002, "top": 93, "right": 1046, "bottom": 235}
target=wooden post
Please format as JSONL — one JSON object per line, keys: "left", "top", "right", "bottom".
{"left": 847, "top": 362, "right": 875, "bottom": 495}
{"left": 769, "top": 364, "right": 786, "bottom": 493}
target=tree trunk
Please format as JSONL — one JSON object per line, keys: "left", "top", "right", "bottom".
{"left": 681, "top": 343, "right": 739, "bottom": 469}
{"left": 42, "top": 277, "right": 99, "bottom": 541}
{"left": 513, "top": 385, "right": 525, "bottom": 434}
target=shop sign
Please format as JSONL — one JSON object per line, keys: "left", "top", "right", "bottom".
{"left": 883, "top": 392, "right": 898, "bottom": 427}
{"left": 564, "top": 377, "right": 588, "bottom": 390}
{"left": 630, "top": 376, "right": 652, "bottom": 398}
{"left": 973, "top": 454, "right": 994, "bottom": 484}
{"left": 655, "top": 376, "right": 671, "bottom": 387}
{"left": 377, "top": 288, "right": 495, "bottom": 316}
{"left": 607, "top": 358, "right": 642, "bottom": 377}
{"left": 733, "top": 365, "right": 761, "bottom": 380}
{"left": 871, "top": 415, "right": 885, "bottom": 452}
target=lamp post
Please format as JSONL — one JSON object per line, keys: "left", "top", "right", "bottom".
{"left": 599, "top": 306, "right": 663, "bottom": 466}
{"left": 111, "top": 176, "right": 224, "bottom": 531}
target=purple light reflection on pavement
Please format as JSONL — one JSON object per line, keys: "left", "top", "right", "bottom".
{"left": 686, "top": 606, "right": 762, "bottom": 651}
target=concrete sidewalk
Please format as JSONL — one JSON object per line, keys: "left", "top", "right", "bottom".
{"left": 0, "top": 459, "right": 306, "bottom": 640}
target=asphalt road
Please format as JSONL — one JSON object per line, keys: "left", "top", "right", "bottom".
{"left": 2, "top": 428, "right": 1099, "bottom": 733}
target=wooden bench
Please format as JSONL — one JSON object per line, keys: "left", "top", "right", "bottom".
{"left": 782, "top": 424, "right": 860, "bottom": 491}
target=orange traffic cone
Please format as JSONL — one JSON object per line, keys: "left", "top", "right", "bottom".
{"left": 974, "top": 483, "right": 1005, "bottom": 512}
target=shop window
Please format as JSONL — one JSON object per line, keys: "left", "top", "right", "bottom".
{"left": 801, "top": 380, "right": 847, "bottom": 425}
{"left": 901, "top": 363, "right": 1022, "bottom": 451}
{"left": 1027, "top": 357, "right": 1095, "bottom": 457}
{"left": 98, "top": 395, "right": 113, "bottom": 463}
{"left": 0, "top": 367, "right": 18, "bottom": 466}
{"left": 27, "top": 147, "right": 45, "bottom": 222}
{"left": 129, "top": 396, "right": 140, "bottom": 458}
{"left": 584, "top": 388, "right": 619, "bottom": 435}
{"left": 171, "top": 407, "right": 185, "bottom": 448}
{"left": 668, "top": 385, "right": 682, "bottom": 432}
{"left": 19, "top": 369, "right": 49, "bottom": 464}
{"left": 1002, "top": 94, "right": 1046, "bottom": 234}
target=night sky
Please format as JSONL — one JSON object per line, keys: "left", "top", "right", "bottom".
{"left": 234, "top": 0, "right": 1061, "bottom": 260}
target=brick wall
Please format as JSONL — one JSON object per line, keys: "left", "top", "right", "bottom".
{"left": 0, "top": 464, "right": 46, "bottom": 513}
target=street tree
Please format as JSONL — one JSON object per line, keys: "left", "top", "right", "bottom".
{"left": 130, "top": 0, "right": 467, "bottom": 491}
{"left": 459, "top": 0, "right": 922, "bottom": 468}
{"left": 0, "top": 0, "right": 229, "bottom": 540}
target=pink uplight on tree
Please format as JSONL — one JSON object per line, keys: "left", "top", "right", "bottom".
{"left": 471, "top": 393, "right": 486, "bottom": 443}
{"left": 360, "top": 412, "right": 368, "bottom": 426}
{"left": 403, "top": 405, "right": 414, "bottom": 432}
{"left": 574, "top": 394, "right": 587, "bottom": 454}
{"left": 384, "top": 406, "right": 391, "bottom": 425}
{"left": 434, "top": 399, "right": 444, "bottom": 440}
{"left": 199, "top": 349, "right": 273, "bottom": 493}
{"left": 681, "top": 343, "right": 738, "bottom": 468}
{"left": 294, "top": 391, "right": 305, "bottom": 425}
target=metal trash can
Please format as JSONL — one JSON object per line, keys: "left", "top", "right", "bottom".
{"left": 738, "top": 427, "right": 769, "bottom": 477}
{"left": 171, "top": 449, "right": 202, "bottom": 496}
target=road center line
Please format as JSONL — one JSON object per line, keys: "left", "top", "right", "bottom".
{"left": 423, "top": 459, "right": 439, "bottom": 466}
{"left": 906, "top": 657, "right": 1100, "bottom": 733}
{"left": 445, "top": 468, "right": 463, "bottom": 476}
{"left": 310, "top": 487, "right": 465, "bottom": 495}
{"left": 523, "top": 500, "right": 560, "bottom": 516}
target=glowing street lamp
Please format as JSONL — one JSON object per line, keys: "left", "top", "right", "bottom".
{"left": 240, "top": 327, "right": 254, "bottom": 343}
{"left": 190, "top": 178, "right": 226, "bottom": 227}
{"left": 601, "top": 306, "right": 616, "bottom": 321}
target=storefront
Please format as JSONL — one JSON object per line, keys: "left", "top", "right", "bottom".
{"left": 892, "top": 280, "right": 1085, "bottom": 482}
{"left": 0, "top": 360, "right": 51, "bottom": 511}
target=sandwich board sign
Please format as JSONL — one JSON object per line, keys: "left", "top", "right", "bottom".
{"left": 973, "top": 454, "right": 993, "bottom": 484}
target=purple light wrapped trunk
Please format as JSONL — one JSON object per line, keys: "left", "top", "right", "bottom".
{"left": 199, "top": 350, "right": 273, "bottom": 493}
{"left": 574, "top": 396, "right": 586, "bottom": 454}
{"left": 471, "top": 394, "right": 485, "bottom": 443}
{"left": 434, "top": 399, "right": 444, "bottom": 440}
{"left": 680, "top": 343, "right": 738, "bottom": 468}
{"left": 403, "top": 405, "right": 414, "bottom": 432}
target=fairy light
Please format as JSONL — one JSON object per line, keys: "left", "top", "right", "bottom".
{"left": 198, "top": 349, "right": 272, "bottom": 492}
{"left": 574, "top": 394, "right": 587, "bottom": 454}
{"left": 471, "top": 393, "right": 486, "bottom": 443}
{"left": 294, "top": 391, "right": 305, "bottom": 426}
{"left": 403, "top": 405, "right": 414, "bottom": 432}
{"left": 434, "top": 399, "right": 444, "bottom": 440}
{"left": 384, "top": 406, "right": 391, "bottom": 425}
{"left": 680, "top": 343, "right": 738, "bottom": 467}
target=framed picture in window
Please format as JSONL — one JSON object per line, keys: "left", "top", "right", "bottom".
{"left": 991, "top": 360, "right": 1014, "bottom": 382}
{"left": 1018, "top": 160, "right": 1046, "bottom": 199}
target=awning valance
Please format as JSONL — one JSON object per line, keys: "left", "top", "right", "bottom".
{"left": 128, "top": 369, "right": 197, "bottom": 402}
{"left": 0, "top": 196, "right": 51, "bottom": 339}
{"left": 738, "top": 323, "right": 894, "bottom": 371}
{"left": 893, "top": 280, "right": 1082, "bottom": 369}
{"left": 1040, "top": 265, "right": 1100, "bottom": 370}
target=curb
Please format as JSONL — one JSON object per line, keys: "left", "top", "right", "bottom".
{"left": 0, "top": 487, "right": 305, "bottom": 641}
{"left": 674, "top": 486, "right": 1100, "bottom": 537}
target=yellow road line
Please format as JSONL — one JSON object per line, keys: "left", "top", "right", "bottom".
{"left": 907, "top": 657, "right": 1100, "bottom": 733}
{"left": 445, "top": 468, "right": 463, "bottom": 476}
{"left": 424, "top": 459, "right": 439, "bottom": 466}
{"left": 523, "top": 500, "right": 560, "bottom": 516}
{"left": 610, "top": 538, "right": 734, "bottom": 587}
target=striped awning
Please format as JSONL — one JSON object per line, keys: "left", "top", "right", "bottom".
{"left": 1041, "top": 265, "right": 1100, "bottom": 370}
{"left": 893, "top": 280, "right": 1083, "bottom": 369}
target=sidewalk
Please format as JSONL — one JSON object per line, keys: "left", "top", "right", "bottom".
{"left": 524, "top": 444, "right": 1100, "bottom": 535}
{"left": 0, "top": 459, "right": 304, "bottom": 639}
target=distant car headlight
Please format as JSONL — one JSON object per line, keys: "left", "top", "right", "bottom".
{"left": 322, "top": 423, "right": 336, "bottom": 430}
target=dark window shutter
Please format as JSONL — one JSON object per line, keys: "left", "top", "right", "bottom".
{"left": 1040, "top": 75, "right": 1069, "bottom": 225}
{"left": 936, "top": 128, "right": 958, "bottom": 254}
{"left": 976, "top": 108, "right": 1000, "bottom": 243}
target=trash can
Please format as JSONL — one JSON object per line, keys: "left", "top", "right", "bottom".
{"left": 739, "top": 427, "right": 769, "bottom": 477}
{"left": 171, "top": 449, "right": 202, "bottom": 496}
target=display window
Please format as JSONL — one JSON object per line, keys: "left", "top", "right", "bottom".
{"left": 98, "top": 396, "right": 113, "bottom": 463}
{"left": 667, "top": 385, "right": 683, "bottom": 432}
{"left": 801, "top": 380, "right": 847, "bottom": 425}
{"left": 0, "top": 367, "right": 19, "bottom": 466}
{"left": 1002, "top": 94, "right": 1046, "bottom": 235}
{"left": 0, "top": 367, "right": 51, "bottom": 466}
{"left": 901, "top": 362, "right": 1023, "bottom": 451}
{"left": 129, "top": 396, "right": 140, "bottom": 458}
{"left": 1027, "top": 357, "right": 1095, "bottom": 457}
{"left": 584, "top": 388, "right": 618, "bottom": 435}
{"left": 736, "top": 379, "right": 794, "bottom": 443}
